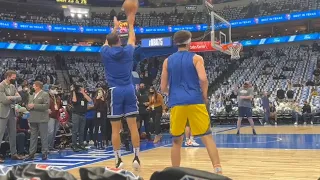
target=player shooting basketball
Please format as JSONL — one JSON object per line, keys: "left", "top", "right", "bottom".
{"left": 100, "top": 0, "right": 140, "bottom": 171}
{"left": 160, "top": 30, "right": 222, "bottom": 174}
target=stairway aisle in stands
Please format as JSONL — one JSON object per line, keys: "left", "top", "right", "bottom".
{"left": 55, "top": 54, "right": 70, "bottom": 90}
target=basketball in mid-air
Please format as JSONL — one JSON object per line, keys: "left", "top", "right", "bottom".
{"left": 122, "top": 0, "right": 139, "bottom": 16}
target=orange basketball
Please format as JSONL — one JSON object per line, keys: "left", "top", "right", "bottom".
{"left": 122, "top": 0, "right": 139, "bottom": 16}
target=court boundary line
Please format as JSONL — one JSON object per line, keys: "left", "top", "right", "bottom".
{"left": 65, "top": 126, "right": 238, "bottom": 171}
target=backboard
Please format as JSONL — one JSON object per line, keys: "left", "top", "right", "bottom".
{"left": 204, "top": 0, "right": 232, "bottom": 55}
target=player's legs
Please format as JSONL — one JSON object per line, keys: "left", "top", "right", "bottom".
{"left": 170, "top": 105, "right": 188, "bottom": 167}
{"left": 246, "top": 107, "right": 257, "bottom": 135}
{"left": 185, "top": 123, "right": 199, "bottom": 147}
{"left": 188, "top": 104, "right": 222, "bottom": 174}
{"left": 124, "top": 85, "right": 140, "bottom": 170}
{"left": 107, "top": 87, "right": 125, "bottom": 168}
{"left": 237, "top": 107, "right": 244, "bottom": 135}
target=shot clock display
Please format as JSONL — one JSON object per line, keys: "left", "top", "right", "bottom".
{"left": 141, "top": 37, "right": 172, "bottom": 48}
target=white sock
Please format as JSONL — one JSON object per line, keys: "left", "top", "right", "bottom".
{"left": 186, "top": 138, "right": 189, "bottom": 142}
{"left": 190, "top": 136, "right": 194, "bottom": 141}
{"left": 114, "top": 150, "right": 121, "bottom": 160}
{"left": 133, "top": 147, "right": 140, "bottom": 157}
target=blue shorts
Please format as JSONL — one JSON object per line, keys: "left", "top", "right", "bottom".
{"left": 107, "top": 85, "right": 139, "bottom": 119}
{"left": 238, "top": 107, "right": 252, "bottom": 118}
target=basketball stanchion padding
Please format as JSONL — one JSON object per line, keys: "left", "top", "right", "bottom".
{"left": 9, "top": 164, "right": 76, "bottom": 180}
{"left": 79, "top": 167, "right": 143, "bottom": 180}
{"left": 150, "top": 167, "right": 232, "bottom": 180}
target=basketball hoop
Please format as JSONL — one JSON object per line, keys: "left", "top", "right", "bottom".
{"left": 222, "top": 42, "right": 242, "bottom": 59}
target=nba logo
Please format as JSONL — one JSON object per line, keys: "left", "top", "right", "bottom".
{"left": 286, "top": 14, "right": 291, "bottom": 20}
{"left": 13, "top": 22, "right": 18, "bottom": 29}
{"left": 140, "top": 27, "right": 144, "bottom": 33}
{"left": 254, "top": 18, "right": 259, "bottom": 24}
{"left": 47, "top": 25, "right": 52, "bottom": 31}
{"left": 79, "top": 26, "right": 84, "bottom": 33}
{"left": 168, "top": 26, "right": 172, "bottom": 32}
{"left": 196, "top": 24, "right": 201, "bottom": 31}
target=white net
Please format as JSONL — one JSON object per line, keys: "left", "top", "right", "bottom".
{"left": 228, "top": 43, "right": 242, "bottom": 59}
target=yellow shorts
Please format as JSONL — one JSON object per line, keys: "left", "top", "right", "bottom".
{"left": 170, "top": 104, "right": 211, "bottom": 137}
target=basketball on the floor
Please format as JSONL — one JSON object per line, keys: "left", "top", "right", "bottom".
{"left": 122, "top": 0, "right": 139, "bottom": 16}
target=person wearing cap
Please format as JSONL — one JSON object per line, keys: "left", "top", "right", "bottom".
{"left": 16, "top": 107, "right": 30, "bottom": 155}
{"left": 234, "top": 82, "right": 257, "bottom": 135}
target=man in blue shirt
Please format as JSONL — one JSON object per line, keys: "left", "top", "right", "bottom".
{"left": 100, "top": 15, "right": 140, "bottom": 171}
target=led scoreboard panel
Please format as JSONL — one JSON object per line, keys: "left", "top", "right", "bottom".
{"left": 56, "top": 0, "right": 88, "bottom": 5}
{"left": 141, "top": 37, "right": 172, "bottom": 48}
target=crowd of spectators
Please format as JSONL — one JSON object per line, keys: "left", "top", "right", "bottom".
{"left": 0, "top": 0, "right": 319, "bottom": 27}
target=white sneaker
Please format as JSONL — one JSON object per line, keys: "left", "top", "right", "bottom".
{"left": 89, "top": 140, "right": 94, "bottom": 145}
{"left": 294, "top": 122, "right": 298, "bottom": 126}
{"left": 132, "top": 156, "right": 141, "bottom": 172}
{"left": 116, "top": 158, "right": 124, "bottom": 169}
{"left": 264, "top": 122, "right": 267, "bottom": 126}
{"left": 304, "top": 122, "right": 307, "bottom": 126}
{"left": 311, "top": 121, "right": 313, "bottom": 125}
{"left": 274, "top": 122, "right": 277, "bottom": 126}
{"left": 185, "top": 140, "right": 192, "bottom": 146}
{"left": 191, "top": 140, "right": 200, "bottom": 147}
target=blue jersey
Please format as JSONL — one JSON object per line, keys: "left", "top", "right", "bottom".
{"left": 100, "top": 45, "right": 135, "bottom": 87}
{"left": 167, "top": 51, "right": 204, "bottom": 107}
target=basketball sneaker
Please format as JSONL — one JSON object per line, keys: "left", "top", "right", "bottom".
{"left": 236, "top": 130, "right": 240, "bottom": 136}
{"left": 185, "top": 140, "right": 192, "bottom": 146}
{"left": 132, "top": 156, "right": 141, "bottom": 172}
{"left": 116, "top": 158, "right": 124, "bottom": 169}
{"left": 252, "top": 129, "right": 257, "bottom": 135}
{"left": 214, "top": 164, "right": 222, "bottom": 174}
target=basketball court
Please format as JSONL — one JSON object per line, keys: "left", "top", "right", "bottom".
{"left": 3, "top": 125, "right": 319, "bottom": 179}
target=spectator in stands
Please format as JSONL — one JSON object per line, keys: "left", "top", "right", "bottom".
{"left": 16, "top": 107, "right": 30, "bottom": 156}
{"left": 286, "top": 80, "right": 294, "bottom": 101}
{"left": 291, "top": 101, "right": 300, "bottom": 126}
{"left": 19, "top": 84, "right": 30, "bottom": 107}
{"left": 0, "top": 70, "right": 23, "bottom": 163}
{"left": 302, "top": 101, "right": 314, "bottom": 125}
{"left": 25, "top": 81, "right": 50, "bottom": 161}
{"left": 276, "top": 88, "right": 285, "bottom": 102}
{"left": 48, "top": 85, "right": 62, "bottom": 152}
{"left": 261, "top": 92, "right": 270, "bottom": 125}
{"left": 270, "top": 102, "right": 277, "bottom": 125}
{"left": 311, "top": 87, "right": 318, "bottom": 96}
{"left": 70, "top": 84, "right": 92, "bottom": 152}
{"left": 137, "top": 83, "right": 151, "bottom": 140}
{"left": 147, "top": 86, "right": 165, "bottom": 143}
{"left": 224, "top": 95, "right": 233, "bottom": 116}
{"left": 84, "top": 99, "right": 95, "bottom": 145}
{"left": 313, "top": 67, "right": 320, "bottom": 85}
{"left": 93, "top": 88, "right": 108, "bottom": 149}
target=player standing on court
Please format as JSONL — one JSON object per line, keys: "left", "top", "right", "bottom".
{"left": 235, "top": 82, "right": 257, "bottom": 135}
{"left": 160, "top": 30, "right": 222, "bottom": 174}
{"left": 100, "top": 13, "right": 140, "bottom": 170}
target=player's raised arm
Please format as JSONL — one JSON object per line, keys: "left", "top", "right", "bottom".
{"left": 127, "top": 13, "right": 136, "bottom": 47}
{"left": 160, "top": 58, "right": 169, "bottom": 95}
{"left": 194, "top": 54, "right": 208, "bottom": 101}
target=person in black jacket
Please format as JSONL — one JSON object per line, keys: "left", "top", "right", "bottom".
{"left": 70, "top": 84, "right": 92, "bottom": 152}
{"left": 137, "top": 83, "right": 151, "bottom": 140}
{"left": 302, "top": 101, "right": 314, "bottom": 125}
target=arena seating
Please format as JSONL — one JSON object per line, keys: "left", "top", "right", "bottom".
{"left": 210, "top": 44, "right": 320, "bottom": 125}
{"left": 1, "top": 0, "right": 319, "bottom": 26}
{"left": 0, "top": 56, "right": 57, "bottom": 85}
